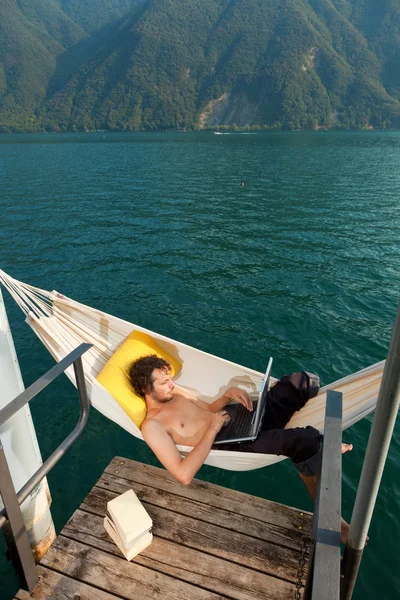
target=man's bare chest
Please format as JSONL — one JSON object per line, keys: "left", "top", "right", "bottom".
{"left": 158, "top": 397, "right": 211, "bottom": 444}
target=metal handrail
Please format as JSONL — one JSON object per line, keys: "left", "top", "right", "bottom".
{"left": 0, "top": 343, "right": 92, "bottom": 527}
{"left": 0, "top": 344, "right": 92, "bottom": 426}
{"left": 0, "top": 343, "right": 92, "bottom": 591}
{"left": 341, "top": 302, "right": 400, "bottom": 600}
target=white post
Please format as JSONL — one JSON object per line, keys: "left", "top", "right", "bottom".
{"left": 0, "top": 289, "right": 55, "bottom": 561}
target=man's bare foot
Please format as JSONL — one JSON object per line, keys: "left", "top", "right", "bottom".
{"left": 341, "top": 444, "right": 352, "bottom": 543}
{"left": 340, "top": 445, "right": 369, "bottom": 546}
{"left": 341, "top": 518, "right": 350, "bottom": 544}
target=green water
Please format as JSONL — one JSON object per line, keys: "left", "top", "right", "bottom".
{"left": 0, "top": 131, "right": 399, "bottom": 599}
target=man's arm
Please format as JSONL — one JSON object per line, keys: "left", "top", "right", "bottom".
{"left": 175, "top": 384, "right": 252, "bottom": 413}
{"left": 141, "top": 412, "right": 229, "bottom": 486}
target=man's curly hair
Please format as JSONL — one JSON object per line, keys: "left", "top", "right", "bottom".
{"left": 128, "top": 354, "right": 172, "bottom": 399}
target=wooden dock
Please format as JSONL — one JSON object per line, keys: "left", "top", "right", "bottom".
{"left": 14, "top": 457, "right": 312, "bottom": 600}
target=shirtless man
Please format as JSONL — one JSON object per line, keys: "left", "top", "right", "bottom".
{"left": 129, "top": 354, "right": 353, "bottom": 542}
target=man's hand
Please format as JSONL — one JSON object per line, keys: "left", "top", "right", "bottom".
{"left": 209, "top": 387, "right": 253, "bottom": 414}
{"left": 225, "top": 387, "right": 253, "bottom": 411}
{"left": 210, "top": 410, "right": 231, "bottom": 433}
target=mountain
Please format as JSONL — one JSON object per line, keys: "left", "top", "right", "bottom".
{"left": 0, "top": 0, "right": 85, "bottom": 129}
{"left": 1, "top": 0, "right": 400, "bottom": 132}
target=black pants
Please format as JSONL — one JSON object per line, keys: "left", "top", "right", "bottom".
{"left": 216, "top": 372, "right": 323, "bottom": 476}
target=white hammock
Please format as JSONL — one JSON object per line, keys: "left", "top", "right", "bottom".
{"left": 0, "top": 270, "right": 383, "bottom": 471}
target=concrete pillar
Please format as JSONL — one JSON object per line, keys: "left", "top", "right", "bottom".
{"left": 0, "top": 289, "right": 55, "bottom": 561}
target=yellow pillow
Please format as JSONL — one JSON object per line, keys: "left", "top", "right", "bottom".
{"left": 97, "top": 330, "right": 182, "bottom": 428}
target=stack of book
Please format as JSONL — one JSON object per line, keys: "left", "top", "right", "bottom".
{"left": 104, "top": 489, "right": 153, "bottom": 560}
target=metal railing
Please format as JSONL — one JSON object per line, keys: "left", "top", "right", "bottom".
{"left": 341, "top": 303, "right": 400, "bottom": 600}
{"left": 0, "top": 343, "right": 92, "bottom": 591}
{"left": 303, "top": 389, "right": 343, "bottom": 600}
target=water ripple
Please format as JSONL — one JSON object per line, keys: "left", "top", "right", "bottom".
{"left": 1, "top": 131, "right": 400, "bottom": 600}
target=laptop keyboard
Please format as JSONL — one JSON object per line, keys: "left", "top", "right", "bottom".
{"left": 227, "top": 401, "right": 258, "bottom": 438}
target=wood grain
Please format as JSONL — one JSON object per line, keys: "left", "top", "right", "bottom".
{"left": 41, "top": 536, "right": 234, "bottom": 600}
{"left": 62, "top": 510, "right": 298, "bottom": 600}
{"left": 107, "top": 457, "right": 312, "bottom": 532}
{"left": 94, "top": 471, "right": 307, "bottom": 551}
{"left": 78, "top": 489, "right": 303, "bottom": 581}
{"left": 14, "top": 566, "right": 120, "bottom": 599}
{"left": 15, "top": 456, "right": 312, "bottom": 600}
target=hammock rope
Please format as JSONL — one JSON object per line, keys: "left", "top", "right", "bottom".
{"left": 0, "top": 270, "right": 384, "bottom": 472}
{"left": 0, "top": 271, "right": 53, "bottom": 317}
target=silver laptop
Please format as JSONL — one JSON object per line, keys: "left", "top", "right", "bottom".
{"left": 213, "top": 357, "right": 273, "bottom": 445}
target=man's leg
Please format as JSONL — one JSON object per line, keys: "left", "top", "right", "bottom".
{"left": 244, "top": 424, "right": 323, "bottom": 470}
{"left": 262, "top": 371, "right": 318, "bottom": 431}
{"left": 219, "top": 371, "right": 355, "bottom": 541}
{"left": 298, "top": 443, "right": 353, "bottom": 544}
{"left": 263, "top": 372, "right": 354, "bottom": 543}
{"left": 229, "top": 426, "right": 354, "bottom": 543}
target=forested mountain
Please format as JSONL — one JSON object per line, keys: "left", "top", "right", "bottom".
{"left": 1, "top": 0, "right": 400, "bottom": 132}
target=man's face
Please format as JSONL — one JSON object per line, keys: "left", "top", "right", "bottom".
{"left": 148, "top": 367, "right": 175, "bottom": 403}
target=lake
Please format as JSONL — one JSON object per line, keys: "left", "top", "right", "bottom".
{"left": 0, "top": 130, "right": 399, "bottom": 599}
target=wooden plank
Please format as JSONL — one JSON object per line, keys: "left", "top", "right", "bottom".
{"left": 69, "top": 500, "right": 303, "bottom": 583}
{"left": 107, "top": 457, "right": 312, "bottom": 532}
{"left": 94, "top": 471, "right": 307, "bottom": 551}
{"left": 40, "top": 536, "right": 237, "bottom": 600}
{"left": 14, "top": 566, "right": 121, "bottom": 599}
{"left": 61, "top": 510, "right": 299, "bottom": 600}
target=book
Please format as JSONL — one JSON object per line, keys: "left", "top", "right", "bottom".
{"left": 104, "top": 517, "right": 153, "bottom": 561}
{"left": 104, "top": 515, "right": 151, "bottom": 551}
{"left": 107, "top": 489, "right": 153, "bottom": 546}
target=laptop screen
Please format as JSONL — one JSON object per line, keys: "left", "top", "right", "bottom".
{"left": 251, "top": 357, "right": 273, "bottom": 433}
